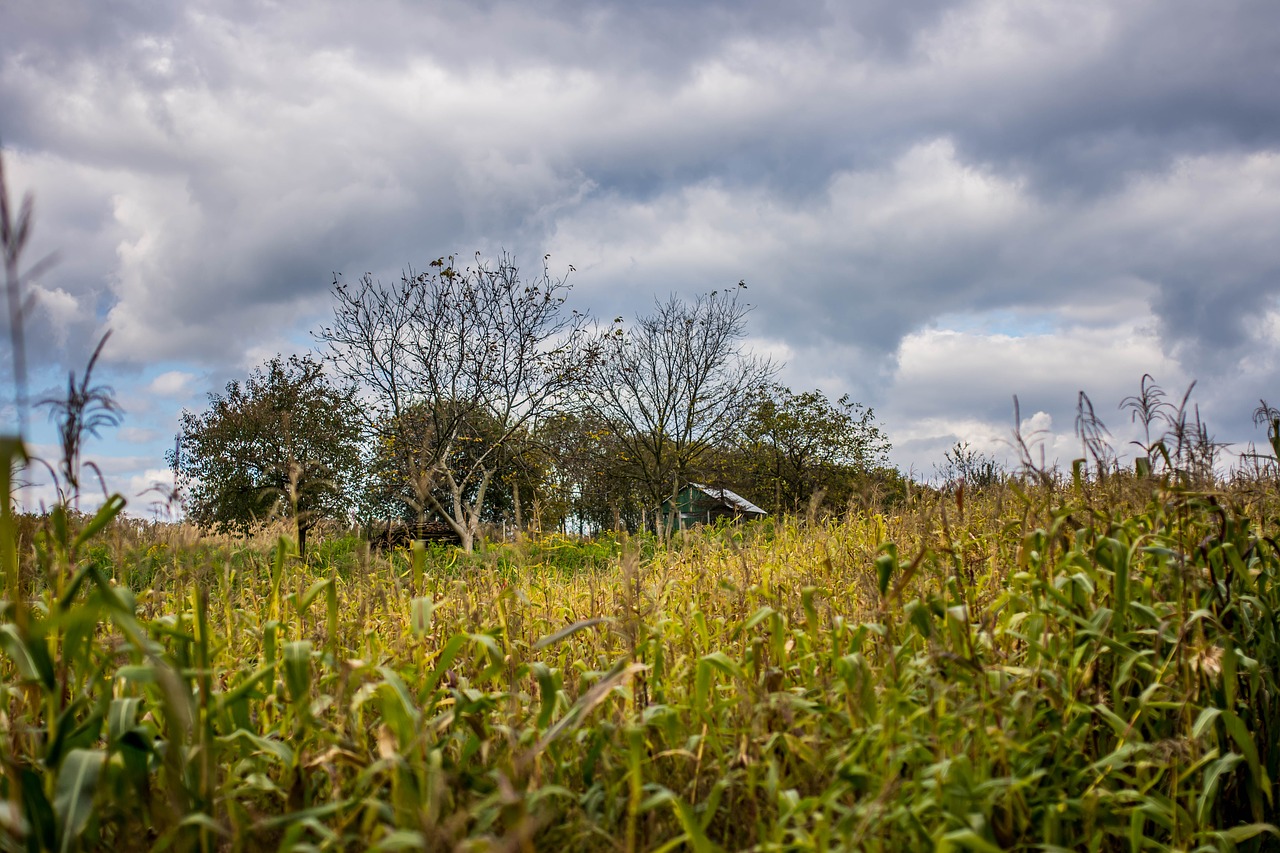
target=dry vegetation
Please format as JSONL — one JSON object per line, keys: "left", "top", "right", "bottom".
{"left": 3, "top": 452, "right": 1280, "bottom": 851}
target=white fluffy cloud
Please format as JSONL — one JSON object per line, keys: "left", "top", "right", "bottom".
{"left": 145, "top": 370, "right": 196, "bottom": 397}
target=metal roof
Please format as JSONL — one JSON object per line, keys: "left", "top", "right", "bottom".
{"left": 688, "top": 482, "right": 767, "bottom": 516}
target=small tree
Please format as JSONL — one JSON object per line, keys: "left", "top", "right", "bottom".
{"left": 737, "top": 384, "right": 890, "bottom": 515}
{"left": 174, "top": 354, "right": 362, "bottom": 558}
{"left": 936, "top": 440, "right": 1003, "bottom": 490}
{"left": 535, "top": 410, "right": 645, "bottom": 534}
{"left": 363, "top": 400, "right": 548, "bottom": 533}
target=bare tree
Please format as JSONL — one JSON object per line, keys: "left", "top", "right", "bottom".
{"left": 317, "top": 253, "right": 591, "bottom": 551}
{"left": 589, "top": 287, "right": 776, "bottom": 512}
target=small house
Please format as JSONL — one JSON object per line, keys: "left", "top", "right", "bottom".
{"left": 662, "top": 482, "right": 767, "bottom": 529}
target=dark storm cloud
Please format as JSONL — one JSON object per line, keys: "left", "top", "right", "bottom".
{"left": 942, "top": 1, "right": 1280, "bottom": 195}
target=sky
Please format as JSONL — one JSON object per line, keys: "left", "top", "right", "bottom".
{"left": 3, "top": 0, "right": 1280, "bottom": 515}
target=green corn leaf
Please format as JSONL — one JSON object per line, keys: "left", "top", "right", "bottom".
{"left": 325, "top": 574, "right": 339, "bottom": 643}
{"left": 939, "top": 828, "right": 1004, "bottom": 853}
{"left": 467, "top": 631, "right": 502, "bottom": 664}
{"left": 115, "top": 664, "right": 158, "bottom": 684}
{"left": 667, "top": 793, "right": 718, "bottom": 853}
{"left": 531, "top": 662, "right": 558, "bottom": 729}
{"left": 270, "top": 537, "right": 287, "bottom": 621}
{"left": 875, "top": 552, "right": 895, "bottom": 598}
{"left": 1192, "top": 707, "right": 1221, "bottom": 740}
{"left": 20, "top": 767, "right": 56, "bottom": 852}
{"left": 535, "top": 661, "right": 646, "bottom": 754}
{"left": 46, "top": 698, "right": 98, "bottom": 769}
{"left": 221, "top": 729, "right": 295, "bottom": 766}
{"left": 695, "top": 657, "right": 713, "bottom": 714}
{"left": 107, "top": 697, "right": 142, "bottom": 745}
{"left": 1222, "top": 709, "right": 1272, "bottom": 807}
{"left": 370, "top": 830, "right": 429, "bottom": 851}
{"left": 1198, "top": 752, "right": 1242, "bottom": 827}
{"left": 533, "top": 617, "right": 607, "bottom": 650}
{"left": 214, "top": 666, "right": 275, "bottom": 715}
{"left": 253, "top": 800, "right": 352, "bottom": 831}
{"left": 743, "top": 606, "right": 776, "bottom": 632}
{"left": 374, "top": 667, "right": 421, "bottom": 749}
{"left": 801, "top": 586, "right": 819, "bottom": 633}
{"left": 263, "top": 620, "right": 279, "bottom": 668}
{"left": 411, "top": 539, "right": 425, "bottom": 592}
{"left": 178, "top": 812, "right": 230, "bottom": 839}
{"left": 56, "top": 565, "right": 94, "bottom": 611}
{"left": 699, "top": 651, "right": 744, "bottom": 682}
{"left": 298, "top": 578, "right": 330, "bottom": 614}
{"left": 283, "top": 641, "right": 313, "bottom": 705}
{"left": 1, "top": 438, "right": 28, "bottom": 617}
{"left": 51, "top": 504, "right": 69, "bottom": 550}
{"left": 1215, "top": 823, "right": 1280, "bottom": 844}
{"left": 0, "top": 624, "right": 55, "bottom": 688}
{"left": 425, "top": 633, "right": 469, "bottom": 695}
{"left": 53, "top": 748, "right": 105, "bottom": 853}
{"left": 906, "top": 600, "right": 933, "bottom": 638}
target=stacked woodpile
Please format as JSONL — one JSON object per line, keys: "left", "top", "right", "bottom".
{"left": 370, "top": 520, "right": 461, "bottom": 549}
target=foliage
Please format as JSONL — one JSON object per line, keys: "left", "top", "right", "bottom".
{"left": 8, "top": 153, "right": 1279, "bottom": 847}
{"left": 936, "top": 439, "right": 1004, "bottom": 489}
{"left": 365, "top": 402, "right": 567, "bottom": 535}
{"left": 535, "top": 410, "right": 647, "bottom": 534}
{"left": 730, "top": 384, "right": 891, "bottom": 515}
{"left": 173, "top": 353, "right": 363, "bottom": 558}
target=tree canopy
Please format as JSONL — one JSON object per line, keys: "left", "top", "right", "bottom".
{"left": 736, "top": 384, "right": 892, "bottom": 514}
{"left": 174, "top": 354, "right": 363, "bottom": 557}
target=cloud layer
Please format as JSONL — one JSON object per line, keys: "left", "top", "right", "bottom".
{"left": 3, "top": 0, "right": 1279, "bottom": 502}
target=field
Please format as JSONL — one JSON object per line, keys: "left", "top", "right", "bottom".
{"left": 3, "top": 443, "right": 1280, "bottom": 851}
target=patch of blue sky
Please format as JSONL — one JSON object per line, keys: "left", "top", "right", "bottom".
{"left": 929, "top": 309, "right": 1059, "bottom": 338}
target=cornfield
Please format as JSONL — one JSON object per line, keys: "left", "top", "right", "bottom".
{"left": 2, "top": 436, "right": 1279, "bottom": 851}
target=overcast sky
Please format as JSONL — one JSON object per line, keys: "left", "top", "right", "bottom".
{"left": 4, "top": 0, "right": 1280, "bottom": 513}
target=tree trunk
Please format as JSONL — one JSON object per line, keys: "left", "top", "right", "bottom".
{"left": 297, "top": 518, "right": 308, "bottom": 561}
{"left": 513, "top": 481, "right": 522, "bottom": 533}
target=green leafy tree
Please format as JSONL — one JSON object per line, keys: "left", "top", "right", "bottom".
{"left": 535, "top": 410, "right": 645, "bottom": 533}
{"left": 736, "top": 385, "right": 891, "bottom": 515}
{"left": 173, "top": 354, "right": 363, "bottom": 558}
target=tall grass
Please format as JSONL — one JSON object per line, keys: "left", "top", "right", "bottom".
{"left": 3, "top": 440, "right": 1279, "bottom": 850}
